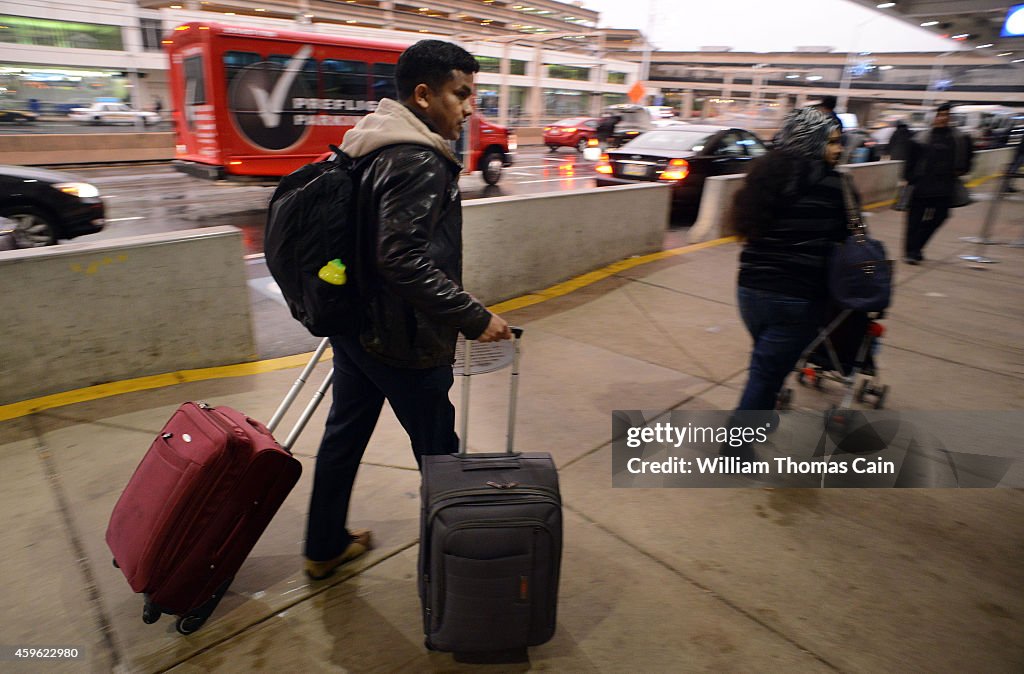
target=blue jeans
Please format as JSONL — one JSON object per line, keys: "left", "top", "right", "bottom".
{"left": 305, "top": 334, "right": 458, "bottom": 562}
{"left": 736, "top": 287, "right": 824, "bottom": 415}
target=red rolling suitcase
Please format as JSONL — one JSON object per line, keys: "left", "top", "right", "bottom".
{"left": 106, "top": 339, "right": 334, "bottom": 635}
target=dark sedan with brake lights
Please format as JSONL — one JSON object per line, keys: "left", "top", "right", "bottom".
{"left": 594, "top": 125, "right": 768, "bottom": 212}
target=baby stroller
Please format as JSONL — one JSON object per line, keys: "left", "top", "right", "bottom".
{"left": 778, "top": 307, "right": 889, "bottom": 410}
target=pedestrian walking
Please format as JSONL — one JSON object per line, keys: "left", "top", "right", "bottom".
{"left": 902, "top": 102, "right": 974, "bottom": 264}
{"left": 887, "top": 121, "right": 911, "bottom": 161}
{"left": 303, "top": 40, "right": 512, "bottom": 581}
{"left": 726, "top": 107, "right": 852, "bottom": 456}
{"left": 596, "top": 113, "right": 619, "bottom": 150}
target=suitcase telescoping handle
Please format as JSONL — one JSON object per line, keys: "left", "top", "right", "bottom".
{"left": 458, "top": 327, "right": 524, "bottom": 457}
{"left": 267, "top": 337, "right": 334, "bottom": 452}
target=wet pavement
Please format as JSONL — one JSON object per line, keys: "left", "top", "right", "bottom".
{"left": 1, "top": 181, "right": 1022, "bottom": 672}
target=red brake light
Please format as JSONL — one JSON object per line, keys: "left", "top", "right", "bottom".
{"left": 596, "top": 154, "right": 613, "bottom": 174}
{"left": 660, "top": 158, "right": 689, "bottom": 182}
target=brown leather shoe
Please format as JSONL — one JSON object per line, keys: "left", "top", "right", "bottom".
{"left": 304, "top": 529, "right": 372, "bottom": 581}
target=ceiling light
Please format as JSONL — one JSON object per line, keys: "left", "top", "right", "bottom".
{"left": 879, "top": 65, "right": 893, "bottom": 70}
{"left": 998, "top": 52, "right": 1013, "bottom": 56}
{"left": 952, "top": 33, "right": 969, "bottom": 39}
{"left": 1013, "top": 58, "right": 1024, "bottom": 63}
{"left": 876, "top": 2, "right": 895, "bottom": 8}
{"left": 806, "top": 75, "right": 823, "bottom": 81}
{"left": 920, "top": 21, "right": 939, "bottom": 27}
{"left": 976, "top": 43, "right": 993, "bottom": 48}
{"left": 785, "top": 74, "right": 800, "bottom": 79}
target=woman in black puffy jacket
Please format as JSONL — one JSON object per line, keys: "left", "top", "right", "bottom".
{"left": 728, "top": 107, "right": 851, "bottom": 440}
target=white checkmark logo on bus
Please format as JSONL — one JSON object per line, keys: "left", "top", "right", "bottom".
{"left": 251, "top": 45, "right": 313, "bottom": 129}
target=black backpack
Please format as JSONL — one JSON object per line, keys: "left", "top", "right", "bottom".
{"left": 265, "top": 145, "right": 376, "bottom": 337}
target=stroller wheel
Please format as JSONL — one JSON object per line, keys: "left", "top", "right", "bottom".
{"left": 854, "top": 380, "right": 867, "bottom": 404}
{"left": 873, "top": 385, "right": 889, "bottom": 410}
{"left": 777, "top": 387, "right": 793, "bottom": 410}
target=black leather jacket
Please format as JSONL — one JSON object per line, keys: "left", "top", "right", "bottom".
{"left": 353, "top": 144, "right": 491, "bottom": 368}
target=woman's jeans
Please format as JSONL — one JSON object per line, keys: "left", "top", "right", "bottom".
{"left": 736, "top": 287, "right": 824, "bottom": 417}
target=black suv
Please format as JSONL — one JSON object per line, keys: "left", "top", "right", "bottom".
{"left": 0, "top": 164, "right": 105, "bottom": 247}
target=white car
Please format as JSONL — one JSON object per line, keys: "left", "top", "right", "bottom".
{"left": 68, "top": 103, "right": 161, "bottom": 125}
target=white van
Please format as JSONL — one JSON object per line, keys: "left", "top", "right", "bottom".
{"left": 950, "top": 105, "right": 1022, "bottom": 148}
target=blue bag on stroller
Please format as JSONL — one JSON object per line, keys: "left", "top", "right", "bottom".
{"left": 829, "top": 174, "right": 892, "bottom": 313}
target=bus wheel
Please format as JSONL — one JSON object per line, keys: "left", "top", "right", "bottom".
{"left": 482, "top": 151, "right": 503, "bottom": 185}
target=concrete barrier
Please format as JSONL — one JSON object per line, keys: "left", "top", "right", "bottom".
{"left": 0, "top": 132, "right": 175, "bottom": 165}
{"left": 2, "top": 186, "right": 668, "bottom": 404}
{"left": 966, "top": 146, "right": 1014, "bottom": 183}
{"left": 0, "top": 226, "right": 254, "bottom": 405}
{"left": 688, "top": 148, "right": 1015, "bottom": 243}
{"left": 462, "top": 183, "right": 671, "bottom": 305}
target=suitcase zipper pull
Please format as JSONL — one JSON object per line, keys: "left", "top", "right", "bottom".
{"left": 486, "top": 480, "right": 519, "bottom": 489}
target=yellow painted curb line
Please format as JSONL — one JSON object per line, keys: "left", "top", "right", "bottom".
{"left": 0, "top": 236, "right": 738, "bottom": 422}
{"left": 0, "top": 352, "right": 332, "bottom": 422}
{"left": 489, "top": 236, "right": 738, "bottom": 314}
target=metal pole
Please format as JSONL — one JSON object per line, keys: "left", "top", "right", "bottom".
{"left": 960, "top": 175, "right": 1008, "bottom": 266}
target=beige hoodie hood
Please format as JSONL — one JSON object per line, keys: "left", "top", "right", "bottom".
{"left": 340, "top": 98, "right": 458, "bottom": 165}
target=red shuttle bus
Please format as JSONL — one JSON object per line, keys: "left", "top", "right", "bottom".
{"left": 164, "top": 22, "right": 515, "bottom": 183}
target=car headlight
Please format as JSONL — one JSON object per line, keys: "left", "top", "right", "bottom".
{"left": 55, "top": 182, "right": 100, "bottom": 198}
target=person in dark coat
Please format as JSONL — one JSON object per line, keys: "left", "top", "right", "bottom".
{"left": 816, "top": 95, "right": 844, "bottom": 133}
{"left": 596, "top": 114, "right": 620, "bottom": 149}
{"left": 726, "top": 106, "right": 852, "bottom": 454}
{"left": 303, "top": 40, "right": 511, "bottom": 581}
{"left": 902, "top": 102, "right": 974, "bottom": 264}
{"left": 887, "top": 121, "right": 911, "bottom": 161}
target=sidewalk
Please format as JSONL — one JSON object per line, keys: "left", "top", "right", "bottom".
{"left": 1, "top": 187, "right": 1022, "bottom": 673}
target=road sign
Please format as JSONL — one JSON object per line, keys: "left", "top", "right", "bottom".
{"left": 628, "top": 81, "right": 646, "bottom": 104}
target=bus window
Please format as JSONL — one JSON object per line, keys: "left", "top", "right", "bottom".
{"left": 268, "top": 54, "right": 318, "bottom": 91}
{"left": 323, "top": 59, "right": 369, "bottom": 100}
{"left": 224, "top": 51, "right": 260, "bottom": 87}
{"left": 372, "top": 63, "right": 397, "bottom": 101}
{"left": 184, "top": 55, "right": 207, "bottom": 105}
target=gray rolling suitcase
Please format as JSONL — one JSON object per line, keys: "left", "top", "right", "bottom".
{"left": 420, "top": 328, "right": 562, "bottom": 653}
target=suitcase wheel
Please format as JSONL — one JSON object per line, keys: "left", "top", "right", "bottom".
{"left": 173, "top": 576, "right": 234, "bottom": 636}
{"left": 424, "top": 638, "right": 437, "bottom": 652}
{"left": 176, "top": 614, "right": 207, "bottom": 636}
{"left": 142, "top": 602, "right": 161, "bottom": 625}
{"left": 112, "top": 558, "right": 119, "bottom": 569}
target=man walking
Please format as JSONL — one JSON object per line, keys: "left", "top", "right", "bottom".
{"left": 902, "top": 102, "right": 974, "bottom": 264}
{"left": 304, "top": 40, "right": 512, "bottom": 581}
